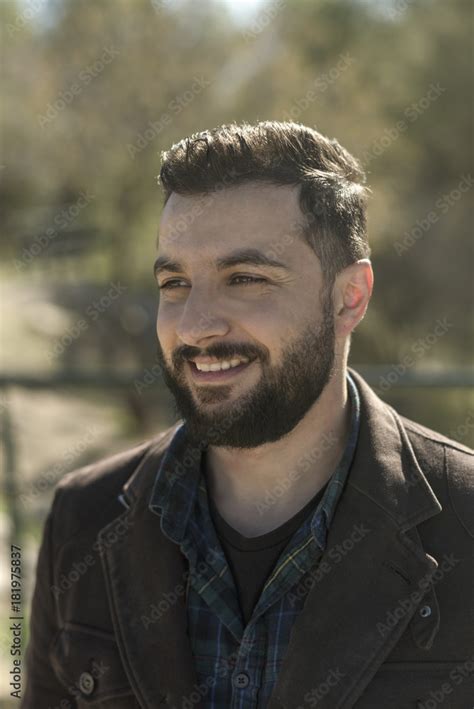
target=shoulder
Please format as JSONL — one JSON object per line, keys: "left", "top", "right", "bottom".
{"left": 400, "top": 414, "right": 474, "bottom": 537}
{"left": 401, "top": 415, "right": 473, "bottom": 457}
{"left": 50, "top": 425, "right": 176, "bottom": 544}
{"left": 56, "top": 437, "right": 152, "bottom": 498}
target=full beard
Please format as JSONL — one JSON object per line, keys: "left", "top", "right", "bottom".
{"left": 155, "top": 300, "right": 335, "bottom": 450}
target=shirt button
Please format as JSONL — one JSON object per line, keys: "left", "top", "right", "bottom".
{"left": 419, "top": 605, "right": 432, "bottom": 618}
{"left": 78, "top": 671, "right": 95, "bottom": 695}
{"left": 232, "top": 671, "right": 250, "bottom": 689}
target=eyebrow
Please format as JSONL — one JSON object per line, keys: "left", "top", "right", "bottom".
{"left": 153, "top": 248, "right": 291, "bottom": 278}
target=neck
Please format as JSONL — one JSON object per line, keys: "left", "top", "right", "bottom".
{"left": 204, "top": 366, "right": 351, "bottom": 537}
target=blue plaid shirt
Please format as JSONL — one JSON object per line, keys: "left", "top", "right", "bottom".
{"left": 149, "top": 373, "right": 360, "bottom": 708}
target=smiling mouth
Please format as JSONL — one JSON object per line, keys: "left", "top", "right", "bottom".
{"left": 187, "top": 358, "right": 257, "bottom": 383}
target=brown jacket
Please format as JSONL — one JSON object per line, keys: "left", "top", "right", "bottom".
{"left": 21, "top": 371, "right": 474, "bottom": 708}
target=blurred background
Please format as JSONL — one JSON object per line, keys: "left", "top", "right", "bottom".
{"left": 0, "top": 0, "right": 473, "bottom": 702}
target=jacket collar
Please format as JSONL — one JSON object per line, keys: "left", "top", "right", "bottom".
{"left": 344, "top": 368, "right": 441, "bottom": 529}
{"left": 120, "top": 421, "right": 182, "bottom": 508}
{"left": 99, "top": 369, "right": 442, "bottom": 709}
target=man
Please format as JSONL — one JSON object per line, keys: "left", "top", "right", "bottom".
{"left": 22, "top": 121, "right": 473, "bottom": 709}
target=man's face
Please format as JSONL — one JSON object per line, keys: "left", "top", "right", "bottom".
{"left": 155, "top": 182, "right": 336, "bottom": 449}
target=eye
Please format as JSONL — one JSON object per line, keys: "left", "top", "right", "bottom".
{"left": 158, "top": 279, "right": 188, "bottom": 290}
{"left": 158, "top": 275, "right": 268, "bottom": 290}
{"left": 230, "top": 275, "right": 267, "bottom": 286}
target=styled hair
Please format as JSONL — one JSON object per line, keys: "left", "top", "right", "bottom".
{"left": 159, "top": 120, "right": 370, "bottom": 284}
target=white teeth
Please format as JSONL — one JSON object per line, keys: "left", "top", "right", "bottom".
{"left": 194, "top": 357, "right": 250, "bottom": 372}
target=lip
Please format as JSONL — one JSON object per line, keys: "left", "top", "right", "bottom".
{"left": 187, "top": 359, "right": 256, "bottom": 383}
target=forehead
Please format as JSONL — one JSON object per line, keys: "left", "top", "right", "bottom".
{"left": 158, "top": 182, "right": 305, "bottom": 255}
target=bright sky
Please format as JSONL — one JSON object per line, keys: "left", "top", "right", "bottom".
{"left": 16, "top": 0, "right": 402, "bottom": 30}
{"left": 221, "top": 0, "right": 269, "bottom": 21}
{"left": 17, "top": 0, "right": 271, "bottom": 26}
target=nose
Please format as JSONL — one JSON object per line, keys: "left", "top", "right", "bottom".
{"left": 175, "top": 289, "right": 231, "bottom": 346}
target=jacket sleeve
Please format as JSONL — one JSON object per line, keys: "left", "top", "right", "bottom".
{"left": 21, "top": 489, "right": 76, "bottom": 708}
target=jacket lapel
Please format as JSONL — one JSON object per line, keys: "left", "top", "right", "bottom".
{"left": 268, "top": 371, "right": 443, "bottom": 708}
{"left": 98, "top": 424, "right": 201, "bottom": 709}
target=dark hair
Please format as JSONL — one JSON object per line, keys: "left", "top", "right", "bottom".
{"left": 159, "top": 120, "right": 370, "bottom": 284}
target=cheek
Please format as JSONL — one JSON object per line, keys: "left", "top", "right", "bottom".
{"left": 156, "top": 307, "right": 176, "bottom": 346}
{"left": 241, "top": 307, "right": 296, "bottom": 353}
{"left": 246, "top": 292, "right": 305, "bottom": 328}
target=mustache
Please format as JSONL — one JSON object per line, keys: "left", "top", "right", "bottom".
{"left": 172, "top": 342, "right": 265, "bottom": 365}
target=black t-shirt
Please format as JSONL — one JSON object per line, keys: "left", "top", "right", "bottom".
{"left": 207, "top": 479, "right": 328, "bottom": 626}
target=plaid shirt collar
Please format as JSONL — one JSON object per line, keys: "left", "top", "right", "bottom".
{"left": 149, "top": 372, "right": 360, "bottom": 550}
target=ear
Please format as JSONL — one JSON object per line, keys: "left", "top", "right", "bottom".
{"left": 333, "top": 259, "right": 374, "bottom": 338}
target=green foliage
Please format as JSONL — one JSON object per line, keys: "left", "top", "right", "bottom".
{"left": 1, "top": 0, "right": 472, "bottom": 365}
